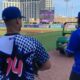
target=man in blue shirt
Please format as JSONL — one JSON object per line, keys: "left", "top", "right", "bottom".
{"left": 0, "top": 6, "right": 51, "bottom": 80}
{"left": 66, "top": 12, "right": 80, "bottom": 80}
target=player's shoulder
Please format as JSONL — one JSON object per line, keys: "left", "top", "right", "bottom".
{"left": 14, "top": 34, "right": 40, "bottom": 48}
{"left": 14, "top": 34, "right": 39, "bottom": 53}
{"left": 15, "top": 34, "right": 38, "bottom": 42}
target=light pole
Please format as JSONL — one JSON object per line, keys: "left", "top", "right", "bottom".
{"left": 64, "top": 0, "right": 69, "bottom": 17}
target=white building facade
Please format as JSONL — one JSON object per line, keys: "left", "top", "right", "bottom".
{"left": 3, "top": 0, "right": 40, "bottom": 22}
{"left": 40, "top": 0, "right": 52, "bottom": 10}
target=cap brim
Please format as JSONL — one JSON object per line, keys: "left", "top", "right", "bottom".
{"left": 75, "top": 17, "right": 78, "bottom": 18}
{"left": 75, "top": 17, "right": 80, "bottom": 19}
{"left": 21, "top": 16, "right": 26, "bottom": 18}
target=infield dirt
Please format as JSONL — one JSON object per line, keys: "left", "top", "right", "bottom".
{"left": 38, "top": 50, "right": 73, "bottom": 80}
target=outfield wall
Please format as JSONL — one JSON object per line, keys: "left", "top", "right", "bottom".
{"left": 0, "top": 27, "right": 62, "bottom": 35}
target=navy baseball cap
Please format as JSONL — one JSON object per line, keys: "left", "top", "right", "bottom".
{"left": 76, "top": 12, "right": 80, "bottom": 19}
{"left": 78, "top": 12, "right": 80, "bottom": 19}
{"left": 2, "top": 6, "right": 25, "bottom": 20}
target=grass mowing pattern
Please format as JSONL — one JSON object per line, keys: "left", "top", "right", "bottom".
{"left": 24, "top": 31, "right": 62, "bottom": 51}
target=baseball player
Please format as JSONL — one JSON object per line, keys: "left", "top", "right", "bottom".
{"left": 0, "top": 6, "right": 51, "bottom": 80}
{"left": 66, "top": 12, "right": 80, "bottom": 80}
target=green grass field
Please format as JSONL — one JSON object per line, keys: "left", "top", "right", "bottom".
{"left": 23, "top": 31, "right": 62, "bottom": 51}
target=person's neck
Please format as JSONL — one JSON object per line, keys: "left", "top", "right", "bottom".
{"left": 6, "top": 28, "right": 20, "bottom": 35}
{"left": 6, "top": 27, "right": 20, "bottom": 34}
{"left": 7, "top": 30, "right": 19, "bottom": 34}
{"left": 5, "top": 32, "right": 19, "bottom": 36}
{"left": 7, "top": 32, "right": 19, "bottom": 34}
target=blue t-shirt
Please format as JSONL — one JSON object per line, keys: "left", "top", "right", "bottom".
{"left": 66, "top": 29, "right": 80, "bottom": 74}
{"left": 0, "top": 34, "right": 49, "bottom": 80}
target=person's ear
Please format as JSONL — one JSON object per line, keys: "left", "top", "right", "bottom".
{"left": 16, "top": 19, "right": 19, "bottom": 25}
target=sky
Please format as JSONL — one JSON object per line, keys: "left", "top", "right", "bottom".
{"left": 53, "top": 0, "right": 80, "bottom": 17}
{"left": 0, "top": 0, "right": 80, "bottom": 19}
